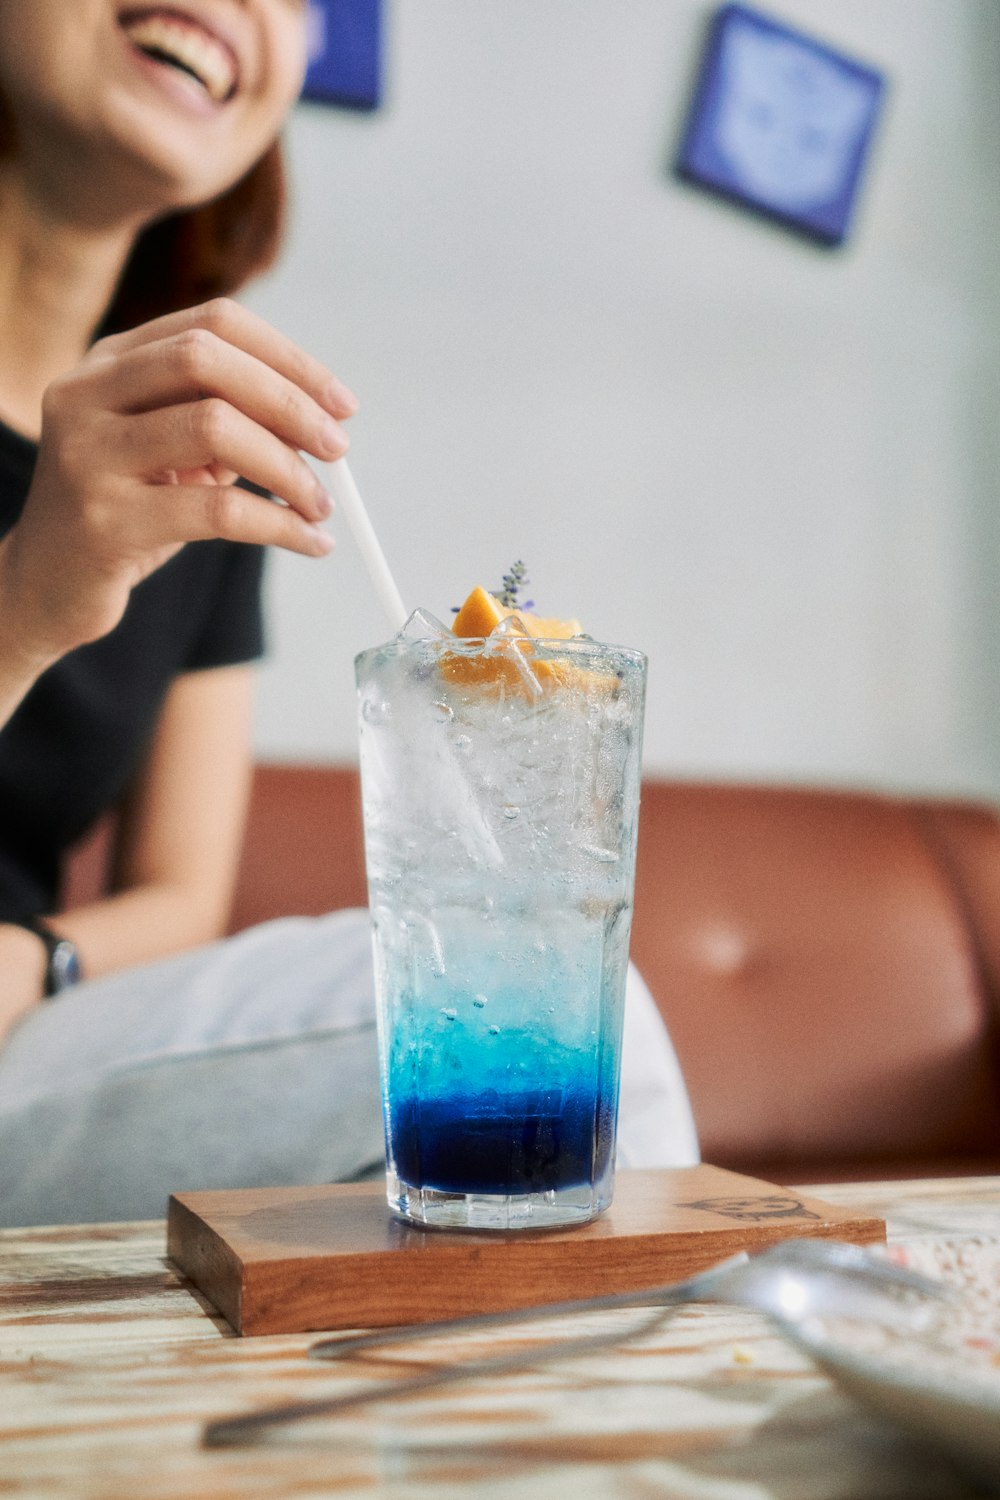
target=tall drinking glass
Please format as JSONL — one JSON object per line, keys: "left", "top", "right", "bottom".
{"left": 355, "top": 624, "right": 647, "bottom": 1230}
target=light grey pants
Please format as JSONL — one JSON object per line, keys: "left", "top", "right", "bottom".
{"left": 0, "top": 909, "right": 698, "bottom": 1227}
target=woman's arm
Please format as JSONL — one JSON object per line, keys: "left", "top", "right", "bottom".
{"left": 0, "top": 663, "right": 256, "bottom": 1034}
{"left": 57, "top": 663, "right": 257, "bottom": 972}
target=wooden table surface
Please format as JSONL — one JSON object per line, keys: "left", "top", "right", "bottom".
{"left": 2, "top": 1175, "right": 999, "bottom": 1500}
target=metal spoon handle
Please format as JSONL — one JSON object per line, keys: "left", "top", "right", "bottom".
{"left": 308, "top": 1279, "right": 702, "bottom": 1361}
{"left": 203, "top": 1302, "right": 678, "bottom": 1448}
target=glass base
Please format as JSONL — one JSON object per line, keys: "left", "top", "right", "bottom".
{"left": 386, "top": 1169, "right": 613, "bottom": 1231}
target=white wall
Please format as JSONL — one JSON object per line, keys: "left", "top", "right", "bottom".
{"left": 244, "top": 0, "right": 1000, "bottom": 798}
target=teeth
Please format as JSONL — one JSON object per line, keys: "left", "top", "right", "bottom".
{"left": 123, "top": 13, "right": 236, "bottom": 102}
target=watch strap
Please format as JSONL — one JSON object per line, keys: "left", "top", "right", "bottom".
{"left": 11, "top": 916, "right": 83, "bottom": 998}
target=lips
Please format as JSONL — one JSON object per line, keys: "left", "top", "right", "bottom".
{"left": 119, "top": 7, "right": 240, "bottom": 104}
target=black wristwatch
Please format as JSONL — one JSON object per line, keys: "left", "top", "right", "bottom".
{"left": 14, "top": 917, "right": 83, "bottom": 998}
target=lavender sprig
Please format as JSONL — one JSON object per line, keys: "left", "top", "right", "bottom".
{"left": 496, "top": 560, "right": 534, "bottom": 612}
{"left": 450, "top": 561, "right": 535, "bottom": 615}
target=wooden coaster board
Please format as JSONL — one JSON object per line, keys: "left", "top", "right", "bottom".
{"left": 167, "top": 1166, "right": 885, "bottom": 1336}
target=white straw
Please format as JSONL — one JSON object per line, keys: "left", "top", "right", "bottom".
{"left": 325, "top": 457, "right": 408, "bottom": 632}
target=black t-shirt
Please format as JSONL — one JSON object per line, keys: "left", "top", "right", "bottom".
{"left": 0, "top": 419, "right": 265, "bottom": 920}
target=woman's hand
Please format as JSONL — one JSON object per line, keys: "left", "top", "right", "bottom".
{"left": 0, "top": 297, "right": 357, "bottom": 666}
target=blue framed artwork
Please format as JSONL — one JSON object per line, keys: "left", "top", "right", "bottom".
{"left": 675, "top": 4, "right": 886, "bottom": 246}
{"left": 302, "top": 0, "right": 382, "bottom": 110}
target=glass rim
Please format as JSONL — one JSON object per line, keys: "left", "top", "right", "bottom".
{"left": 355, "top": 633, "right": 647, "bottom": 674}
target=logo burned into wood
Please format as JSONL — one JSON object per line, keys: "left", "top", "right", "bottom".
{"left": 681, "top": 1194, "right": 821, "bottom": 1223}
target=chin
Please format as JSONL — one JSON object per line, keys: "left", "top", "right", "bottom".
{"left": 94, "top": 90, "right": 274, "bottom": 218}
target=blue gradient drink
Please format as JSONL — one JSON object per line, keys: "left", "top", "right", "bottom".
{"left": 356, "top": 623, "right": 646, "bottom": 1230}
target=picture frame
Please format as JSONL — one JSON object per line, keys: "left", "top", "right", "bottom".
{"left": 675, "top": 4, "right": 886, "bottom": 246}
{"left": 302, "top": 0, "right": 382, "bottom": 111}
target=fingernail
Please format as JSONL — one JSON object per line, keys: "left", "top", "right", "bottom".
{"left": 315, "top": 483, "right": 334, "bottom": 519}
{"left": 309, "top": 525, "right": 335, "bottom": 555}
{"left": 329, "top": 379, "right": 359, "bottom": 415}
{"left": 322, "top": 417, "right": 347, "bottom": 456}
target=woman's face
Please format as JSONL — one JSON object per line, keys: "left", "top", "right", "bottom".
{"left": 0, "top": 2, "right": 309, "bottom": 216}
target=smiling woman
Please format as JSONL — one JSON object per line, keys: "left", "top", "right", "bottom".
{"left": 0, "top": 0, "right": 699, "bottom": 1228}
{"left": 0, "top": 2, "right": 375, "bottom": 1220}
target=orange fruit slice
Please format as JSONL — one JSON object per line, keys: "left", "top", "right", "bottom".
{"left": 451, "top": 586, "right": 581, "bottom": 642}
{"left": 443, "top": 586, "right": 593, "bottom": 695}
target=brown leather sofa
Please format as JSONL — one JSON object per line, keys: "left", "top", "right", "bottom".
{"left": 65, "top": 766, "right": 1000, "bottom": 1185}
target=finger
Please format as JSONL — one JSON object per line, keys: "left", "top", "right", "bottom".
{"left": 118, "top": 400, "right": 334, "bottom": 523}
{"left": 88, "top": 329, "right": 349, "bottom": 464}
{"left": 147, "top": 481, "right": 336, "bottom": 558}
{"left": 95, "top": 298, "right": 358, "bottom": 419}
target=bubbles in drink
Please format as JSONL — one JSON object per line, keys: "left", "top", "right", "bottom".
{"left": 361, "top": 697, "right": 389, "bottom": 725}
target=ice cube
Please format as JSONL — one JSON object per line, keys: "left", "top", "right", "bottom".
{"left": 489, "top": 616, "right": 543, "bottom": 698}
{"left": 397, "top": 608, "right": 452, "bottom": 640}
{"left": 411, "top": 719, "right": 505, "bottom": 869}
